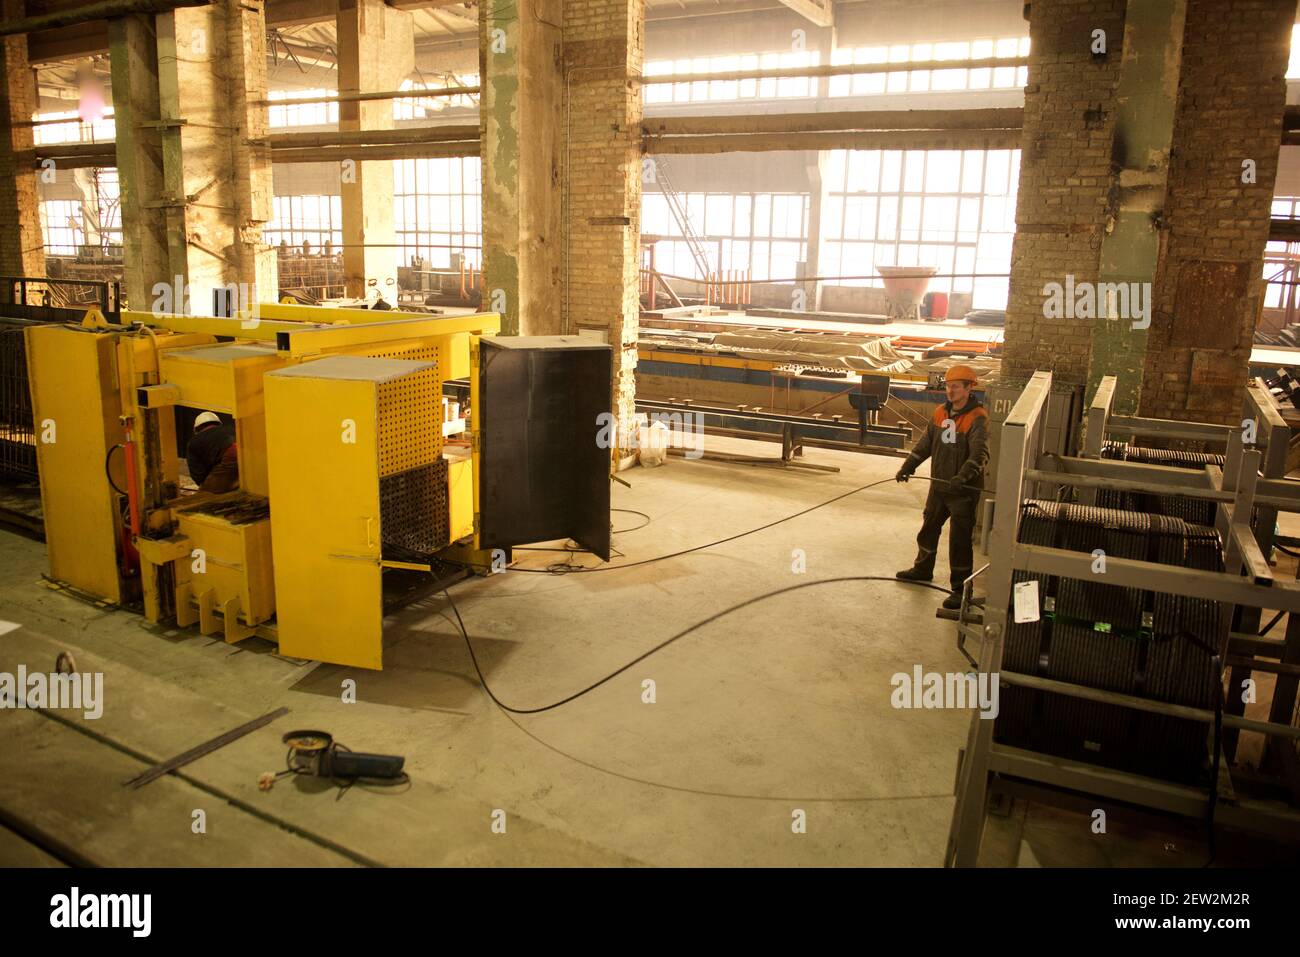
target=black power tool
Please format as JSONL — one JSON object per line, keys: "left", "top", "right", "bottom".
{"left": 282, "top": 730, "right": 405, "bottom": 780}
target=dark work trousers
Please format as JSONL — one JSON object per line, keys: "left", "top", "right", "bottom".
{"left": 911, "top": 485, "right": 978, "bottom": 591}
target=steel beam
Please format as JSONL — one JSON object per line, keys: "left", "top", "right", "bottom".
{"left": 646, "top": 129, "right": 1022, "bottom": 155}
{"left": 0, "top": 0, "right": 207, "bottom": 37}
{"left": 637, "top": 55, "right": 1029, "bottom": 86}
{"left": 642, "top": 108, "right": 1024, "bottom": 137}
{"left": 272, "top": 311, "right": 501, "bottom": 355}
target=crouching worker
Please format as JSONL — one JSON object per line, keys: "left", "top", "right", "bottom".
{"left": 894, "top": 365, "right": 989, "bottom": 610}
{"left": 187, "top": 411, "right": 240, "bottom": 494}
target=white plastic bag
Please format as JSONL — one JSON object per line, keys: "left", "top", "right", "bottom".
{"left": 639, "top": 419, "right": 670, "bottom": 468}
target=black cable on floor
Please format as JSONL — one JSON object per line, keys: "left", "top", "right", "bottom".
{"left": 611, "top": 508, "right": 652, "bottom": 534}
{"left": 444, "top": 575, "right": 951, "bottom": 715}
{"left": 450, "top": 474, "right": 953, "bottom": 576}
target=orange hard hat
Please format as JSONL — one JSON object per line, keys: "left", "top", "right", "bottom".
{"left": 945, "top": 364, "right": 978, "bottom": 385}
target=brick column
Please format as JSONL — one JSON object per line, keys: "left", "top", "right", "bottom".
{"left": 564, "top": 0, "right": 645, "bottom": 459}
{"left": 1002, "top": 0, "right": 1127, "bottom": 389}
{"left": 1138, "top": 0, "right": 1294, "bottom": 424}
{"left": 0, "top": 0, "right": 46, "bottom": 278}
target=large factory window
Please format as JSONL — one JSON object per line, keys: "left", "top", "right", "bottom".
{"left": 32, "top": 108, "right": 116, "bottom": 145}
{"left": 40, "top": 200, "right": 84, "bottom": 255}
{"left": 1264, "top": 196, "right": 1300, "bottom": 310}
{"left": 827, "top": 37, "right": 1028, "bottom": 97}
{"left": 393, "top": 156, "right": 483, "bottom": 270}
{"left": 643, "top": 49, "right": 821, "bottom": 104}
{"left": 267, "top": 89, "right": 339, "bottom": 128}
{"left": 641, "top": 190, "right": 809, "bottom": 282}
{"left": 264, "top": 194, "right": 343, "bottom": 251}
{"left": 821, "top": 147, "right": 1020, "bottom": 309}
{"left": 393, "top": 76, "right": 479, "bottom": 117}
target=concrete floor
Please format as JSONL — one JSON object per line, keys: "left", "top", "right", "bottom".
{"left": 0, "top": 436, "right": 1275, "bottom": 866}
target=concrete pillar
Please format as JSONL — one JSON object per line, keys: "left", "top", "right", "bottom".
{"left": 337, "top": 0, "right": 413, "bottom": 301}
{"left": 110, "top": 1, "right": 275, "bottom": 312}
{"left": 564, "top": 0, "right": 645, "bottom": 459}
{"left": 0, "top": 0, "right": 43, "bottom": 278}
{"left": 1137, "top": 0, "right": 1294, "bottom": 424}
{"left": 109, "top": 13, "right": 173, "bottom": 307}
{"left": 479, "top": 0, "right": 564, "bottom": 336}
{"left": 804, "top": 153, "right": 826, "bottom": 313}
{"left": 1085, "top": 0, "right": 1185, "bottom": 413}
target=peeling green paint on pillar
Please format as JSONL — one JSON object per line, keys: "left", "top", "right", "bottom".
{"left": 1086, "top": 0, "right": 1187, "bottom": 414}
{"left": 481, "top": 13, "right": 522, "bottom": 336}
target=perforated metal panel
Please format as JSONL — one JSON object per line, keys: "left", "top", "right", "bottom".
{"left": 380, "top": 458, "right": 450, "bottom": 557}
{"left": 377, "top": 366, "right": 441, "bottom": 477}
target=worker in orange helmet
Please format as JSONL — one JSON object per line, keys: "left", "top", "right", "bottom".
{"left": 894, "top": 364, "right": 989, "bottom": 609}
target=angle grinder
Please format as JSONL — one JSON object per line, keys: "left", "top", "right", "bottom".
{"left": 282, "top": 730, "right": 405, "bottom": 780}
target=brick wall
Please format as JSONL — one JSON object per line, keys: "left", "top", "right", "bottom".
{"left": 564, "top": 0, "right": 645, "bottom": 453}
{"left": 1002, "top": 0, "right": 1127, "bottom": 387}
{"left": 0, "top": 0, "right": 45, "bottom": 278}
{"left": 1138, "top": 0, "right": 1294, "bottom": 424}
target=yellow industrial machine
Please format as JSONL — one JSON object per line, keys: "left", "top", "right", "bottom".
{"left": 25, "top": 301, "right": 611, "bottom": 669}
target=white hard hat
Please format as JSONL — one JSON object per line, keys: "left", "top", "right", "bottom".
{"left": 195, "top": 412, "right": 221, "bottom": 428}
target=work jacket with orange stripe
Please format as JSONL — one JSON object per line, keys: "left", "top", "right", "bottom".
{"left": 902, "top": 398, "right": 989, "bottom": 492}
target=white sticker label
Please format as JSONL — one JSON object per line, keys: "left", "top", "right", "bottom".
{"left": 1013, "top": 581, "right": 1040, "bottom": 623}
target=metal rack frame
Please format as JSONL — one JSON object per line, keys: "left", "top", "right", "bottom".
{"left": 946, "top": 371, "right": 1300, "bottom": 866}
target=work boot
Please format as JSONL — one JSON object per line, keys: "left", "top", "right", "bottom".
{"left": 896, "top": 566, "right": 933, "bottom": 583}
{"left": 942, "top": 592, "right": 962, "bottom": 610}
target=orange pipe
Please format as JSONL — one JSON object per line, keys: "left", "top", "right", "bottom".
{"left": 459, "top": 260, "right": 466, "bottom": 299}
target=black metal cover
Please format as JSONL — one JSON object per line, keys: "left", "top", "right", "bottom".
{"left": 478, "top": 336, "right": 612, "bottom": 561}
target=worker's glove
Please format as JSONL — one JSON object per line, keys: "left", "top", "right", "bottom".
{"left": 896, "top": 462, "right": 915, "bottom": 483}
{"left": 947, "top": 473, "right": 967, "bottom": 491}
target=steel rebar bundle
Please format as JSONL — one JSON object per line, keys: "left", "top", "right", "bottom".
{"left": 996, "top": 500, "right": 1227, "bottom": 785}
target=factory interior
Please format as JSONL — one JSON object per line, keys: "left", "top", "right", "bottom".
{"left": 2, "top": 0, "right": 1300, "bottom": 876}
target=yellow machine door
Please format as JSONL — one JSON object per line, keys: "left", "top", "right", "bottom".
{"left": 265, "top": 360, "right": 386, "bottom": 669}
{"left": 25, "top": 325, "right": 125, "bottom": 603}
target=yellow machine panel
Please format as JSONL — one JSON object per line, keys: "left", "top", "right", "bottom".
{"left": 25, "top": 325, "right": 125, "bottom": 603}
{"left": 447, "top": 452, "right": 474, "bottom": 543}
{"left": 174, "top": 499, "right": 275, "bottom": 626}
{"left": 156, "top": 342, "right": 285, "bottom": 418}
{"left": 24, "top": 304, "right": 501, "bottom": 669}
{"left": 264, "top": 355, "right": 436, "bottom": 669}
{"left": 378, "top": 366, "right": 441, "bottom": 476}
